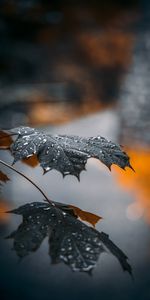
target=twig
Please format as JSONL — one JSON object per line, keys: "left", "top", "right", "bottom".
{"left": 0, "top": 159, "right": 54, "bottom": 206}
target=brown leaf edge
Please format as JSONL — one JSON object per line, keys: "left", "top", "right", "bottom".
{"left": 0, "top": 130, "right": 38, "bottom": 168}
{"left": 69, "top": 205, "right": 102, "bottom": 227}
{"left": 22, "top": 155, "right": 39, "bottom": 167}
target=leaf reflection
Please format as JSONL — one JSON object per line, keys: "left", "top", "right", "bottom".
{"left": 6, "top": 202, "right": 132, "bottom": 275}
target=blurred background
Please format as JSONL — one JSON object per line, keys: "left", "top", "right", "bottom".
{"left": 0, "top": 1, "right": 150, "bottom": 300}
{"left": 0, "top": 0, "right": 142, "bottom": 128}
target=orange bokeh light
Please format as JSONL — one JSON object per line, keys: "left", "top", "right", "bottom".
{"left": 113, "top": 147, "right": 150, "bottom": 223}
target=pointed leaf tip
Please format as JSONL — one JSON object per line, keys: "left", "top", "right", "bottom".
{"left": 129, "top": 164, "right": 135, "bottom": 172}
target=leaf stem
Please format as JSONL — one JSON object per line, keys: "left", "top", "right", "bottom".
{"left": 0, "top": 159, "right": 54, "bottom": 206}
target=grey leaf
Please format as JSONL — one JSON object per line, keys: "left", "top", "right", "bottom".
{"left": 6, "top": 202, "right": 132, "bottom": 275}
{"left": 9, "top": 126, "right": 133, "bottom": 179}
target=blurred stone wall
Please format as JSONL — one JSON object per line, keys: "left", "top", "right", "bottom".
{"left": 119, "top": 4, "right": 150, "bottom": 147}
{"left": 0, "top": 0, "right": 139, "bottom": 127}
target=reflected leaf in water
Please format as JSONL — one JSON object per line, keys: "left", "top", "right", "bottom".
{"left": 2, "top": 126, "right": 133, "bottom": 180}
{"left": 6, "top": 202, "right": 132, "bottom": 275}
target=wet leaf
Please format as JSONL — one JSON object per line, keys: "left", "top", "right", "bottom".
{"left": 6, "top": 202, "right": 132, "bottom": 275}
{"left": 98, "top": 232, "right": 132, "bottom": 275}
{"left": 4, "top": 126, "right": 133, "bottom": 179}
{"left": 50, "top": 201, "right": 101, "bottom": 227}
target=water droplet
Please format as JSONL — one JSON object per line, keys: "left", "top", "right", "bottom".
{"left": 86, "top": 246, "right": 91, "bottom": 251}
{"left": 63, "top": 171, "right": 70, "bottom": 175}
{"left": 44, "top": 166, "right": 51, "bottom": 172}
{"left": 89, "top": 256, "right": 94, "bottom": 260}
{"left": 61, "top": 248, "right": 65, "bottom": 252}
{"left": 60, "top": 255, "right": 67, "bottom": 262}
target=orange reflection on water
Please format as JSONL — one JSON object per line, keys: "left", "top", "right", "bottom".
{"left": 112, "top": 148, "right": 150, "bottom": 224}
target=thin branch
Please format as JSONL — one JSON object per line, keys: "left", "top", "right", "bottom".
{"left": 0, "top": 159, "right": 54, "bottom": 206}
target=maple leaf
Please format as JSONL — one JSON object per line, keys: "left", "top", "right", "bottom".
{"left": 6, "top": 202, "right": 132, "bottom": 275}
{"left": 2, "top": 126, "right": 133, "bottom": 180}
{"left": 52, "top": 201, "right": 102, "bottom": 227}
